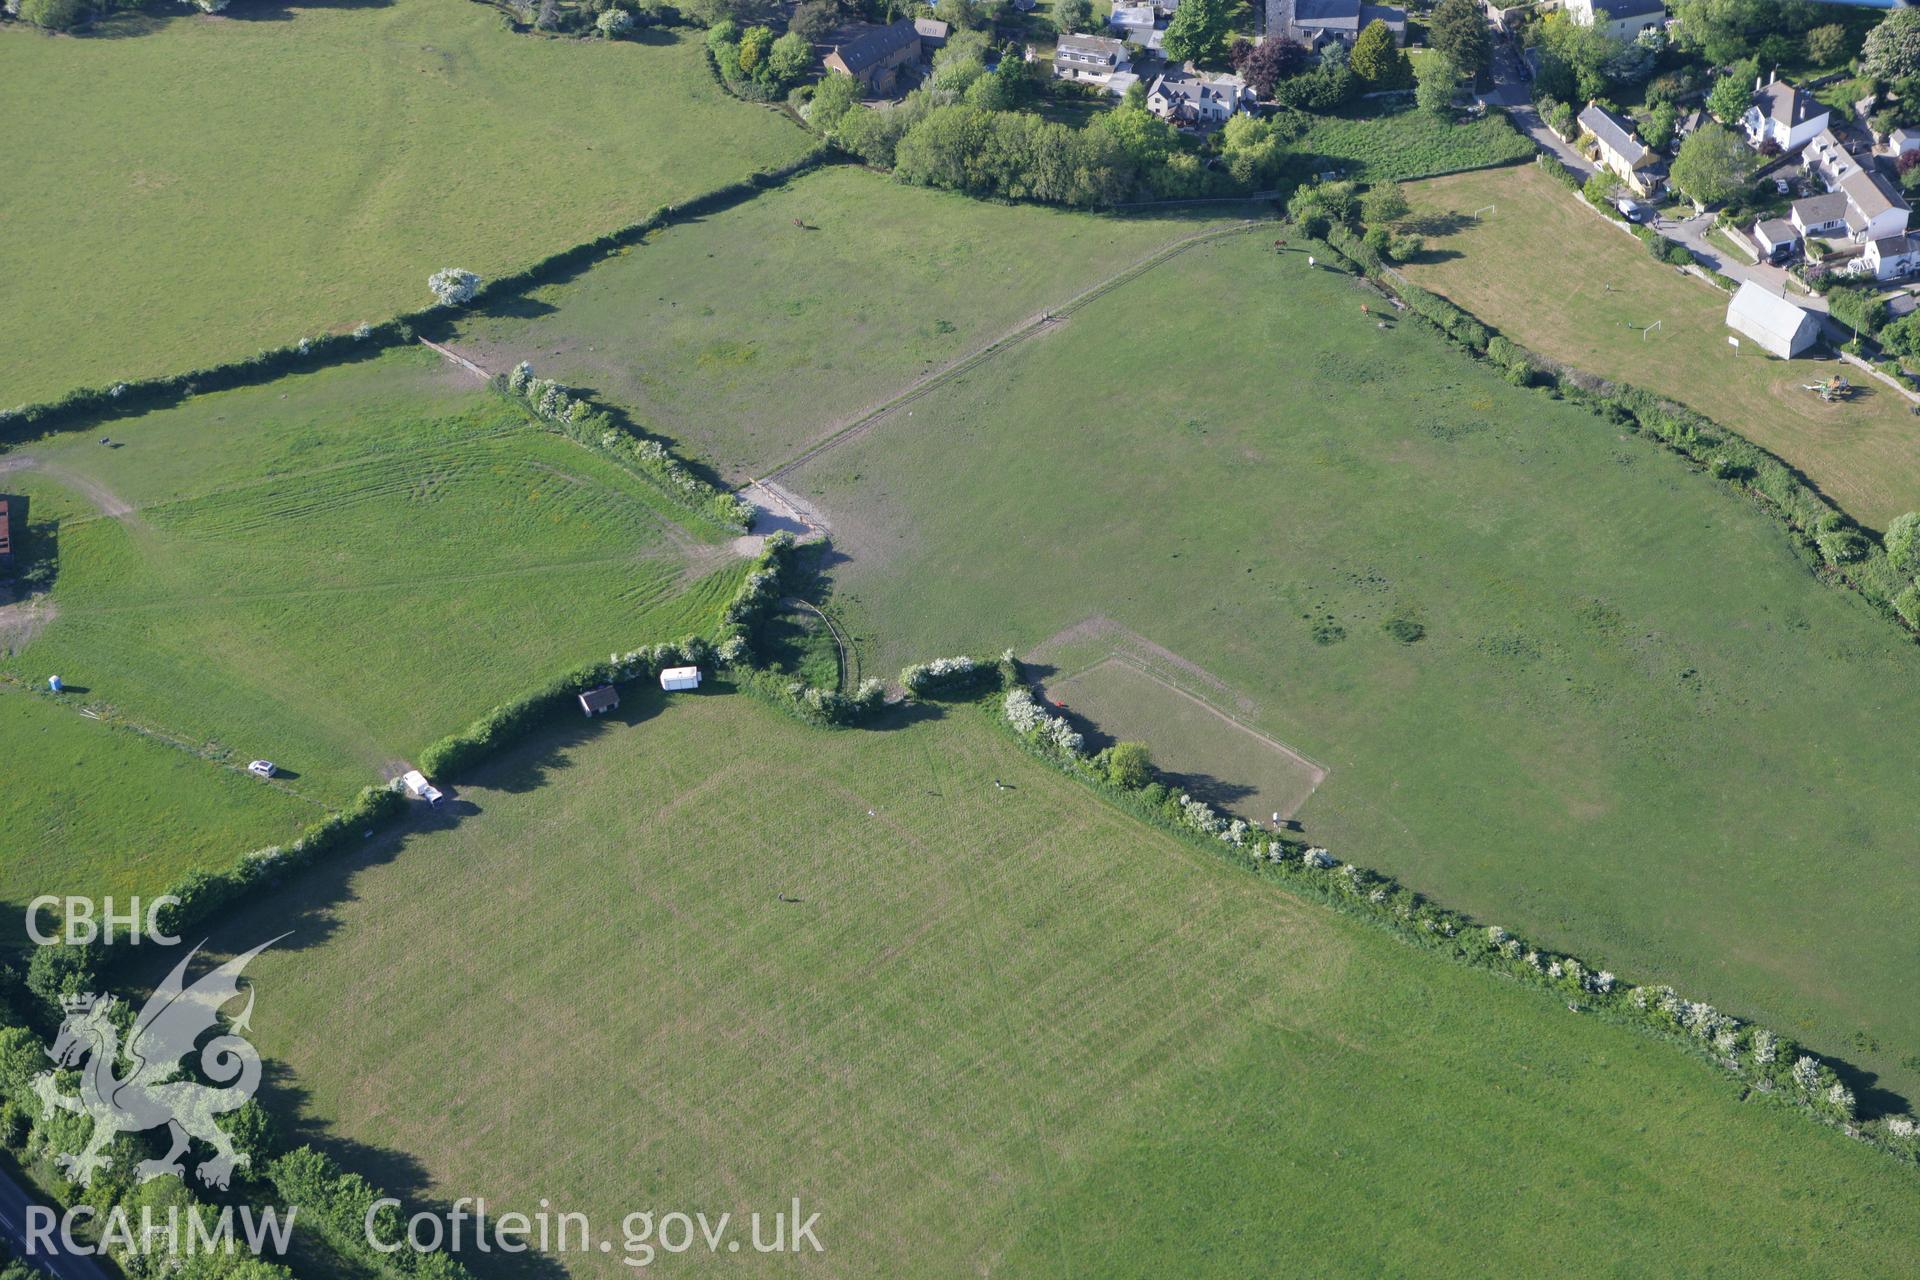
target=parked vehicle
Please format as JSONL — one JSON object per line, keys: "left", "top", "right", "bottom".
{"left": 1617, "top": 199, "right": 1653, "bottom": 224}
{"left": 400, "top": 769, "right": 445, "bottom": 807}
{"left": 247, "top": 760, "right": 277, "bottom": 779}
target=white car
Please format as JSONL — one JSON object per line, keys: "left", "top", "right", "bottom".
{"left": 247, "top": 760, "right": 277, "bottom": 779}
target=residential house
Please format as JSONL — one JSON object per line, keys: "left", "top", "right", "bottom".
{"left": 1109, "top": 2, "right": 1156, "bottom": 35}
{"left": 824, "top": 19, "right": 923, "bottom": 95}
{"left": 1564, "top": 0, "right": 1664, "bottom": 42}
{"left": 1743, "top": 74, "right": 1829, "bottom": 153}
{"left": 1579, "top": 101, "right": 1665, "bottom": 198}
{"left": 1053, "top": 32, "right": 1131, "bottom": 85}
{"left": 912, "top": 16, "right": 950, "bottom": 48}
{"left": 1146, "top": 70, "right": 1254, "bottom": 125}
{"left": 1861, "top": 232, "right": 1920, "bottom": 281}
{"left": 1888, "top": 125, "right": 1920, "bottom": 159}
{"left": 1725, "top": 280, "right": 1822, "bottom": 359}
{"left": 1751, "top": 216, "right": 1801, "bottom": 263}
{"left": 1793, "top": 126, "right": 1912, "bottom": 276}
{"left": 1266, "top": 0, "right": 1407, "bottom": 49}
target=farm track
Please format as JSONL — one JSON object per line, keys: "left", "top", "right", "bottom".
{"left": 755, "top": 219, "right": 1274, "bottom": 485}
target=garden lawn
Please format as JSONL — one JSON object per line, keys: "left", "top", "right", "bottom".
{"left": 444, "top": 164, "right": 1240, "bottom": 481}
{"left": 0, "top": 688, "right": 315, "bottom": 937}
{"left": 1402, "top": 162, "right": 1920, "bottom": 529}
{"left": 785, "top": 228, "right": 1920, "bottom": 1101}
{"left": 1288, "top": 100, "right": 1533, "bottom": 183}
{"left": 0, "top": 0, "right": 810, "bottom": 405}
{"left": 0, "top": 348, "right": 743, "bottom": 814}
{"left": 202, "top": 692, "right": 1920, "bottom": 1279}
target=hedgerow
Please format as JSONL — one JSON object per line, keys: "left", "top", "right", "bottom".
{"left": 989, "top": 654, "right": 1919, "bottom": 1164}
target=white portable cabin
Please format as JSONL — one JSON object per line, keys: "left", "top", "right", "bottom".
{"left": 659, "top": 665, "right": 702, "bottom": 692}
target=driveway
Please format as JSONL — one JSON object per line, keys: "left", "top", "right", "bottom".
{"left": 1485, "top": 37, "right": 1594, "bottom": 178}
{"left": 1658, "top": 210, "right": 1832, "bottom": 309}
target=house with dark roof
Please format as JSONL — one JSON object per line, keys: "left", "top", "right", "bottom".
{"left": 824, "top": 19, "right": 922, "bottom": 95}
{"left": 1743, "top": 74, "right": 1828, "bottom": 153}
{"left": 1266, "top": 0, "right": 1406, "bottom": 48}
{"left": 1579, "top": 102, "right": 1664, "bottom": 197}
{"left": 1565, "top": 0, "right": 1664, "bottom": 41}
{"left": 1146, "top": 70, "right": 1253, "bottom": 125}
{"left": 578, "top": 685, "right": 620, "bottom": 717}
{"left": 1053, "top": 32, "right": 1130, "bottom": 84}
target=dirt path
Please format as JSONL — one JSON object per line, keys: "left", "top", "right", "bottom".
{"left": 754, "top": 218, "right": 1273, "bottom": 485}
{"left": 0, "top": 455, "right": 137, "bottom": 520}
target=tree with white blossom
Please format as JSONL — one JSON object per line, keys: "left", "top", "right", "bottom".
{"left": 428, "top": 268, "right": 483, "bottom": 306}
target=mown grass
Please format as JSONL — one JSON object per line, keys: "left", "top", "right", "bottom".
{"left": 445, "top": 164, "right": 1243, "bottom": 480}
{"left": 1, "top": 349, "right": 743, "bottom": 814}
{"left": 0, "top": 687, "right": 315, "bottom": 929}
{"left": 200, "top": 693, "right": 1920, "bottom": 1278}
{"left": 784, "top": 229, "right": 1920, "bottom": 1100}
{"left": 1288, "top": 100, "right": 1533, "bottom": 182}
{"left": 0, "top": 0, "right": 811, "bottom": 405}
{"left": 1401, "top": 162, "right": 1920, "bottom": 529}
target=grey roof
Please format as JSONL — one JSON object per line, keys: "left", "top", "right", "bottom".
{"left": 1293, "top": 0, "right": 1361, "bottom": 32}
{"left": 1837, "top": 162, "right": 1906, "bottom": 222}
{"left": 1589, "top": 0, "right": 1666, "bottom": 19}
{"left": 1753, "top": 79, "right": 1822, "bottom": 129}
{"left": 1148, "top": 70, "right": 1248, "bottom": 113}
{"left": 1056, "top": 32, "right": 1126, "bottom": 61}
{"left": 1792, "top": 192, "right": 1849, "bottom": 227}
{"left": 1359, "top": 3, "right": 1406, "bottom": 31}
{"left": 912, "top": 16, "right": 949, "bottom": 38}
{"left": 1726, "top": 280, "right": 1820, "bottom": 352}
{"left": 1579, "top": 102, "right": 1649, "bottom": 166}
{"left": 1870, "top": 232, "right": 1916, "bottom": 256}
{"left": 830, "top": 19, "right": 920, "bottom": 74}
{"left": 578, "top": 685, "right": 619, "bottom": 712}
{"left": 1753, "top": 217, "right": 1799, "bottom": 246}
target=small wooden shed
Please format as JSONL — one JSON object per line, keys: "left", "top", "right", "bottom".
{"left": 578, "top": 685, "right": 620, "bottom": 717}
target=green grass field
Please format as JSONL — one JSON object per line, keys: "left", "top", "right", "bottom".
{"left": 1402, "top": 163, "right": 1920, "bottom": 530}
{"left": 0, "top": 0, "right": 811, "bottom": 405}
{"left": 445, "top": 165, "right": 1242, "bottom": 480}
{"left": 0, "top": 688, "right": 316, "bottom": 924}
{"left": 1, "top": 348, "right": 742, "bottom": 816}
{"left": 782, "top": 229, "right": 1920, "bottom": 1100}
{"left": 1288, "top": 101, "right": 1533, "bottom": 183}
{"left": 195, "top": 692, "right": 1920, "bottom": 1278}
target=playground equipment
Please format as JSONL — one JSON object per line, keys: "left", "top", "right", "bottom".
{"left": 1802, "top": 374, "right": 1853, "bottom": 403}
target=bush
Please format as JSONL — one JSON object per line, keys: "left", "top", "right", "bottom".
{"left": 1103, "top": 741, "right": 1153, "bottom": 789}
{"left": 17, "top": 0, "right": 88, "bottom": 29}
{"left": 899, "top": 655, "right": 996, "bottom": 698}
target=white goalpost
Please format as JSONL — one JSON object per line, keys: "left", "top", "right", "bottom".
{"left": 1641, "top": 319, "right": 1662, "bottom": 341}
{"left": 1470, "top": 204, "right": 1496, "bottom": 220}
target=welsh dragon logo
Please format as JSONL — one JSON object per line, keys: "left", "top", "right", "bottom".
{"left": 33, "top": 937, "right": 282, "bottom": 1190}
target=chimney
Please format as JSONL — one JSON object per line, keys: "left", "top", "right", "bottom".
{"left": 1756, "top": 74, "right": 1763, "bottom": 91}
{"left": 1770, "top": 68, "right": 1778, "bottom": 85}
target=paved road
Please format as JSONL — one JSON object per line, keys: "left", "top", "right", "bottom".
{"left": 0, "top": 1165, "right": 113, "bottom": 1280}
{"left": 1485, "top": 35, "right": 1595, "bottom": 177}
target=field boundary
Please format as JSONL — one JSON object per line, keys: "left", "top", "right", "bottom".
{"left": 755, "top": 218, "right": 1274, "bottom": 483}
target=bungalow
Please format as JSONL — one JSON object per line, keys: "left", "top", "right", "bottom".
{"left": 578, "top": 685, "right": 620, "bottom": 717}
{"left": 1752, "top": 216, "right": 1801, "bottom": 264}
{"left": 1267, "top": 0, "right": 1407, "bottom": 48}
{"left": 1146, "top": 70, "right": 1254, "bottom": 124}
{"left": 1109, "top": 2, "right": 1156, "bottom": 34}
{"left": 1743, "top": 74, "right": 1828, "bottom": 154}
{"left": 1725, "top": 280, "right": 1822, "bottom": 359}
{"left": 1579, "top": 101, "right": 1664, "bottom": 198}
{"left": 824, "top": 19, "right": 922, "bottom": 95}
{"left": 1790, "top": 191, "right": 1849, "bottom": 240}
{"left": 1564, "top": 0, "right": 1664, "bottom": 42}
{"left": 1053, "top": 32, "right": 1130, "bottom": 85}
